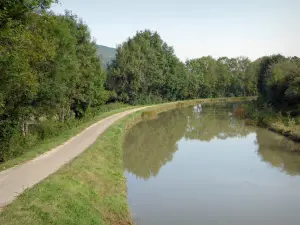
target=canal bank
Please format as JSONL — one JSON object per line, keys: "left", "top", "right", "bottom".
{"left": 0, "top": 97, "right": 255, "bottom": 225}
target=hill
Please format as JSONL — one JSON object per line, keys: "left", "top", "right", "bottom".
{"left": 95, "top": 44, "right": 116, "bottom": 69}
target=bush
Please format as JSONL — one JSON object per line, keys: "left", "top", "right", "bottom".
{"left": 0, "top": 103, "right": 129, "bottom": 162}
{"left": 34, "top": 120, "right": 67, "bottom": 140}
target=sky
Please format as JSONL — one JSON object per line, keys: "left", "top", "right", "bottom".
{"left": 51, "top": 0, "right": 300, "bottom": 61}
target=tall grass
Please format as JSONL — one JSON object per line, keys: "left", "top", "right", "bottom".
{"left": 241, "top": 102, "right": 300, "bottom": 143}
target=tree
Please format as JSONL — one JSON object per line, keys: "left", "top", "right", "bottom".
{"left": 185, "top": 56, "right": 256, "bottom": 98}
{"left": 254, "top": 55, "right": 300, "bottom": 111}
{"left": 256, "top": 54, "right": 286, "bottom": 101}
{"left": 185, "top": 57, "right": 218, "bottom": 98}
{"left": 266, "top": 61, "right": 300, "bottom": 107}
{"left": 0, "top": 7, "right": 107, "bottom": 160}
{"left": 0, "top": 0, "right": 57, "bottom": 26}
{"left": 106, "top": 30, "right": 187, "bottom": 104}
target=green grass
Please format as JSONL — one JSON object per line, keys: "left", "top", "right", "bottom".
{"left": 0, "top": 97, "right": 256, "bottom": 224}
{"left": 242, "top": 103, "right": 300, "bottom": 145}
{"left": 0, "top": 114, "right": 139, "bottom": 225}
{"left": 0, "top": 105, "right": 137, "bottom": 171}
{"left": 268, "top": 121, "right": 300, "bottom": 143}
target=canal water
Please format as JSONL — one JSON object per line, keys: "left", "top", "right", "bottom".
{"left": 123, "top": 104, "right": 300, "bottom": 225}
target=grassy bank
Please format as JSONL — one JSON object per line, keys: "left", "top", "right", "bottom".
{"left": 0, "top": 113, "right": 139, "bottom": 225}
{"left": 241, "top": 103, "right": 300, "bottom": 146}
{"left": 0, "top": 105, "right": 171, "bottom": 225}
{"left": 0, "top": 97, "right": 255, "bottom": 224}
{"left": 0, "top": 103, "right": 137, "bottom": 171}
{"left": 0, "top": 96, "right": 254, "bottom": 171}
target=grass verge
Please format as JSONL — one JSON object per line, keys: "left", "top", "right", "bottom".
{"left": 0, "top": 113, "right": 140, "bottom": 225}
{"left": 241, "top": 103, "right": 300, "bottom": 146}
{"left": 0, "top": 104, "right": 137, "bottom": 171}
{"left": 0, "top": 97, "right": 255, "bottom": 224}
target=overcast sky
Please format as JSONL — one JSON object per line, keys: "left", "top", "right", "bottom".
{"left": 52, "top": 0, "right": 300, "bottom": 61}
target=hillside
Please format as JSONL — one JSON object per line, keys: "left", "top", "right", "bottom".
{"left": 95, "top": 44, "right": 116, "bottom": 69}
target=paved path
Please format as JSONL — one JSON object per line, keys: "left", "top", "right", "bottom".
{"left": 0, "top": 107, "right": 147, "bottom": 207}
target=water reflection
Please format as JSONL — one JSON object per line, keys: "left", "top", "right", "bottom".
{"left": 123, "top": 104, "right": 300, "bottom": 179}
{"left": 185, "top": 104, "right": 254, "bottom": 141}
{"left": 124, "top": 104, "right": 300, "bottom": 225}
{"left": 256, "top": 129, "right": 300, "bottom": 176}
{"left": 123, "top": 109, "right": 187, "bottom": 180}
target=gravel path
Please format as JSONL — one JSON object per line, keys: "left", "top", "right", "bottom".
{"left": 0, "top": 107, "right": 147, "bottom": 207}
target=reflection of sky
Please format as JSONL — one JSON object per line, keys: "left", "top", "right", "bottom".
{"left": 126, "top": 133, "right": 300, "bottom": 225}
{"left": 176, "top": 133, "right": 300, "bottom": 187}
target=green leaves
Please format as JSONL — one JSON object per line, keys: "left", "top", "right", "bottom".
{"left": 257, "top": 56, "right": 300, "bottom": 109}
{"left": 0, "top": 0, "right": 57, "bottom": 26}
{"left": 0, "top": 8, "right": 107, "bottom": 160}
{"left": 107, "top": 29, "right": 260, "bottom": 105}
{"left": 186, "top": 56, "right": 255, "bottom": 98}
{"left": 106, "top": 30, "right": 185, "bottom": 104}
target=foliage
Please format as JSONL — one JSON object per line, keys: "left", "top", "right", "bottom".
{"left": 0, "top": 0, "right": 57, "bottom": 26}
{"left": 186, "top": 56, "right": 257, "bottom": 98}
{"left": 1, "top": 0, "right": 299, "bottom": 162}
{"left": 256, "top": 55, "right": 300, "bottom": 112}
{"left": 0, "top": 3, "right": 107, "bottom": 161}
{"left": 106, "top": 30, "right": 189, "bottom": 104}
{"left": 107, "top": 32, "right": 258, "bottom": 106}
{"left": 0, "top": 103, "right": 132, "bottom": 171}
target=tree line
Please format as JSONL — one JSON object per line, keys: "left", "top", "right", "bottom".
{"left": 106, "top": 30, "right": 258, "bottom": 104}
{"left": 107, "top": 30, "right": 299, "bottom": 112}
{"left": 0, "top": 0, "right": 299, "bottom": 161}
{"left": 0, "top": 0, "right": 107, "bottom": 160}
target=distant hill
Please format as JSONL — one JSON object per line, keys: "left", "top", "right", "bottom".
{"left": 95, "top": 44, "right": 116, "bottom": 69}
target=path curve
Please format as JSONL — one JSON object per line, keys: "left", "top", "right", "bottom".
{"left": 0, "top": 107, "right": 147, "bottom": 207}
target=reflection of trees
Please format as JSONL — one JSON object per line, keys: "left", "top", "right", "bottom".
{"left": 184, "top": 104, "right": 253, "bottom": 141}
{"left": 256, "top": 129, "right": 300, "bottom": 176}
{"left": 123, "top": 109, "right": 187, "bottom": 180}
{"left": 124, "top": 104, "right": 257, "bottom": 179}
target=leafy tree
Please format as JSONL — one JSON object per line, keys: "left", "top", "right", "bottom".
{"left": 186, "top": 56, "right": 256, "bottom": 98}
{"left": 266, "top": 61, "right": 300, "bottom": 107}
{"left": 256, "top": 54, "right": 286, "bottom": 100}
{"left": 255, "top": 55, "right": 300, "bottom": 111}
{"left": 0, "top": 0, "right": 56, "bottom": 26}
{"left": 106, "top": 30, "right": 187, "bottom": 104}
{"left": 185, "top": 57, "right": 216, "bottom": 98}
{"left": 0, "top": 5, "right": 107, "bottom": 160}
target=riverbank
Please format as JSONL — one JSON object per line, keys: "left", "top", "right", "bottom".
{"left": 242, "top": 104, "right": 300, "bottom": 147}
{"left": 0, "top": 112, "right": 138, "bottom": 225}
{"left": 0, "top": 104, "right": 137, "bottom": 171}
{"left": 0, "top": 97, "right": 254, "bottom": 225}
{"left": 0, "top": 97, "right": 254, "bottom": 172}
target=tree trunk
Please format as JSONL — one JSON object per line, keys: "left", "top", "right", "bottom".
{"left": 21, "top": 121, "right": 26, "bottom": 136}
{"left": 25, "top": 122, "right": 29, "bottom": 134}
{"left": 59, "top": 106, "right": 65, "bottom": 122}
